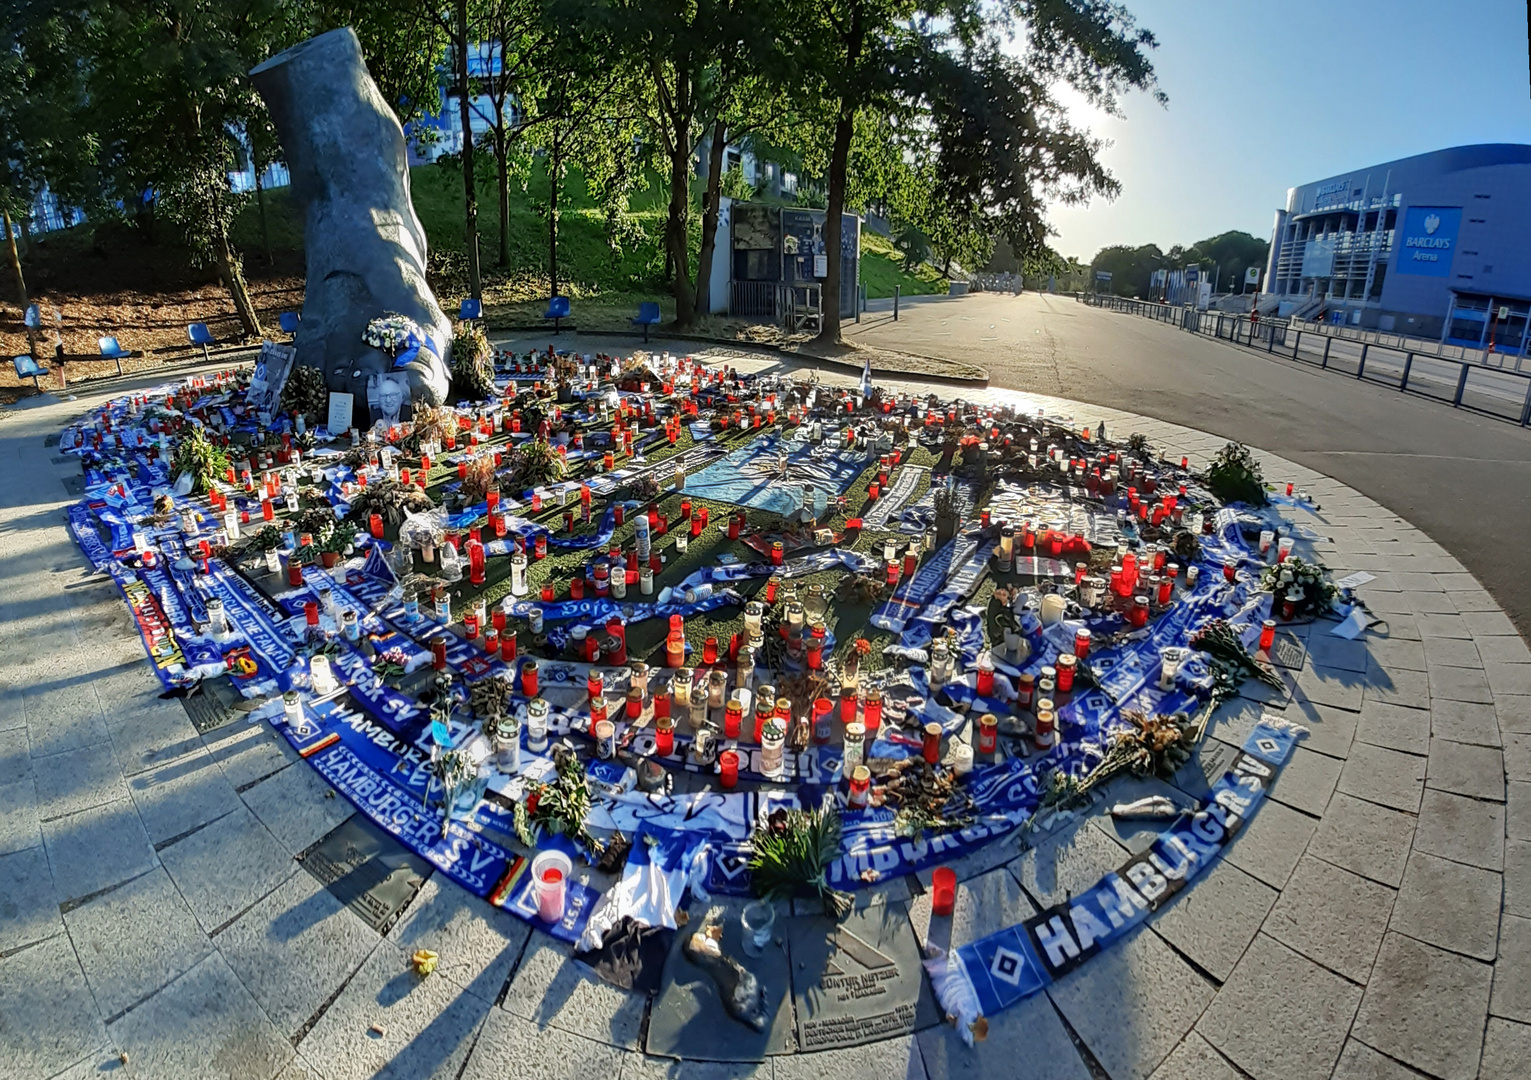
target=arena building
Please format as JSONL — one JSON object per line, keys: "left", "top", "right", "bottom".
{"left": 1264, "top": 144, "right": 1531, "bottom": 355}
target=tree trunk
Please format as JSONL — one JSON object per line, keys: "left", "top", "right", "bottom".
{"left": 3, "top": 207, "right": 28, "bottom": 309}
{"left": 495, "top": 123, "right": 510, "bottom": 267}
{"left": 664, "top": 80, "right": 695, "bottom": 326}
{"left": 690, "top": 119, "right": 727, "bottom": 323}
{"left": 547, "top": 142, "right": 560, "bottom": 297}
{"left": 214, "top": 226, "right": 262, "bottom": 338}
{"left": 455, "top": 0, "right": 483, "bottom": 299}
{"left": 815, "top": 108, "right": 854, "bottom": 345}
{"left": 18, "top": 216, "right": 32, "bottom": 257}
{"left": 254, "top": 170, "right": 273, "bottom": 265}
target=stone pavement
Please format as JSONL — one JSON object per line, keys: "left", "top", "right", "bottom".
{"left": 2, "top": 353, "right": 1528, "bottom": 1080}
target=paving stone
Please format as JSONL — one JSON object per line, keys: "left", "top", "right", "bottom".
{"left": 1366, "top": 637, "right": 1426, "bottom": 672}
{"left": 1148, "top": 860, "right": 1276, "bottom": 982}
{"left": 62, "top": 866, "right": 210, "bottom": 1020}
{"left": 904, "top": 824, "right": 1022, "bottom": 885}
{"left": 39, "top": 795, "right": 156, "bottom": 904}
{"left": 919, "top": 986, "right": 1086, "bottom": 1080}
{"left": 1511, "top": 782, "right": 1531, "bottom": 841}
{"left": 1196, "top": 933, "right": 1361, "bottom": 1080}
{"left": 503, "top": 933, "right": 648, "bottom": 1050}
{"left": 621, "top": 1055, "right": 772, "bottom": 1080}
{"left": 459, "top": 1008, "right": 633, "bottom": 1080}
{"left": 1337, "top": 743, "right": 1426, "bottom": 813}
{"left": 296, "top": 941, "right": 493, "bottom": 1080}
{"left": 108, "top": 951, "right": 293, "bottom": 1080}
{"left": 775, "top": 1032, "right": 931, "bottom": 1080}
{"left": 1427, "top": 738, "right": 1505, "bottom": 801}
{"left": 1428, "top": 664, "right": 1495, "bottom": 704}
{"left": 0, "top": 776, "right": 41, "bottom": 856}
{"left": 0, "top": 726, "right": 30, "bottom": 786}
{"left": 645, "top": 897, "right": 794, "bottom": 1061}
{"left": 1266, "top": 744, "right": 1342, "bottom": 818}
{"left": 1284, "top": 695, "right": 1358, "bottom": 759}
{"left": 1264, "top": 854, "right": 1395, "bottom": 984}
{"left": 240, "top": 761, "right": 356, "bottom": 856}
{"left": 0, "top": 933, "right": 109, "bottom": 1080}
{"left": 1491, "top": 913, "right": 1531, "bottom": 1024}
{"left": 1484, "top": 661, "right": 1531, "bottom": 698}
{"left": 1146, "top": 1034, "right": 1241, "bottom": 1080}
{"left": 1479, "top": 1017, "right": 1531, "bottom": 1080}
{"left": 158, "top": 805, "right": 296, "bottom": 933}
{"left": 1046, "top": 924, "right": 1212, "bottom": 1080}
{"left": 31, "top": 738, "right": 127, "bottom": 821}
{"left": 1309, "top": 793, "right": 1416, "bottom": 888}
{"left": 1012, "top": 817, "right": 1127, "bottom": 909}
{"left": 217, "top": 868, "right": 381, "bottom": 1040}
{"left": 1352, "top": 932, "right": 1491, "bottom": 1080}
{"left": 1430, "top": 700, "right": 1503, "bottom": 747}
{"left": 1388, "top": 851, "right": 1502, "bottom": 961}
{"left": 1332, "top": 1038, "right": 1430, "bottom": 1079}
{"left": 1506, "top": 731, "right": 1531, "bottom": 782}
{"left": 1422, "top": 637, "right": 1483, "bottom": 669}
{"left": 1, "top": 843, "right": 63, "bottom": 964}
{"left": 1417, "top": 614, "right": 1472, "bottom": 639}
{"left": 908, "top": 866, "right": 1035, "bottom": 952}
{"left": 202, "top": 716, "right": 301, "bottom": 790}
{"left": 1223, "top": 796, "right": 1315, "bottom": 890}
{"left": 386, "top": 874, "right": 530, "bottom": 997}
{"left": 1306, "top": 635, "right": 1369, "bottom": 673}
{"left": 1477, "top": 637, "right": 1531, "bottom": 666}
{"left": 1413, "top": 787, "right": 1505, "bottom": 871}
{"left": 1362, "top": 666, "right": 1429, "bottom": 708}
{"left": 1463, "top": 610, "right": 1519, "bottom": 637}
{"left": 23, "top": 682, "right": 110, "bottom": 758}
{"left": 1170, "top": 735, "right": 1243, "bottom": 804}
{"left": 796, "top": 875, "right": 911, "bottom": 914}
{"left": 1354, "top": 700, "right": 1430, "bottom": 755}
{"left": 1507, "top": 839, "right": 1531, "bottom": 918}
{"left": 126, "top": 750, "right": 243, "bottom": 845}
{"left": 105, "top": 701, "right": 204, "bottom": 778}
{"left": 1295, "top": 664, "right": 1364, "bottom": 711}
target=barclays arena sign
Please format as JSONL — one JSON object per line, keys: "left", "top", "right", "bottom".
{"left": 1396, "top": 206, "right": 1462, "bottom": 278}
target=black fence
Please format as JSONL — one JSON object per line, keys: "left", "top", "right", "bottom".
{"left": 1080, "top": 294, "right": 1531, "bottom": 427}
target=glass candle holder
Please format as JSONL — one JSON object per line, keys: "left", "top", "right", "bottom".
{"left": 843, "top": 722, "right": 866, "bottom": 771}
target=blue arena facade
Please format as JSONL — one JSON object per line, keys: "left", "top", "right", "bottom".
{"left": 1265, "top": 144, "right": 1531, "bottom": 355}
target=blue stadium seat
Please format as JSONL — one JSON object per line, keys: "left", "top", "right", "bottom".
{"left": 12, "top": 355, "right": 49, "bottom": 389}
{"left": 98, "top": 335, "right": 130, "bottom": 375}
{"left": 631, "top": 301, "right": 661, "bottom": 342}
{"left": 188, "top": 322, "right": 215, "bottom": 360}
{"left": 543, "top": 295, "right": 570, "bottom": 334}
{"left": 279, "top": 311, "right": 301, "bottom": 335}
{"left": 459, "top": 298, "right": 482, "bottom": 321}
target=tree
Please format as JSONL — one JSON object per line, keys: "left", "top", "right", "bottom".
{"left": 1090, "top": 242, "right": 1163, "bottom": 297}
{"left": 83, "top": 0, "right": 308, "bottom": 337}
{"left": 800, "top": 0, "right": 1163, "bottom": 344}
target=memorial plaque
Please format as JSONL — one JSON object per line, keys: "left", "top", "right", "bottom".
{"left": 647, "top": 898, "right": 797, "bottom": 1061}
{"left": 1270, "top": 631, "right": 1306, "bottom": 671}
{"left": 300, "top": 815, "right": 433, "bottom": 934}
{"left": 786, "top": 900, "right": 938, "bottom": 1052}
{"left": 178, "top": 675, "right": 245, "bottom": 733}
{"left": 1169, "top": 737, "right": 1239, "bottom": 804}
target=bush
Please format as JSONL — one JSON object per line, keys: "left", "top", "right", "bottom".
{"left": 450, "top": 321, "right": 496, "bottom": 402}
{"left": 1205, "top": 442, "right": 1268, "bottom": 506}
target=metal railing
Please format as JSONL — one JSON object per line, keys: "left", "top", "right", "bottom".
{"left": 1079, "top": 294, "right": 1531, "bottom": 427}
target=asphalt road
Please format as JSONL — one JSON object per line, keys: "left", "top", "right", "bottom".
{"left": 847, "top": 290, "right": 1531, "bottom": 635}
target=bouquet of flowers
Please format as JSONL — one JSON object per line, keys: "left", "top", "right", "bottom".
{"left": 363, "top": 313, "right": 423, "bottom": 355}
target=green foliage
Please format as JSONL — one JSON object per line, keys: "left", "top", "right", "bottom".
{"left": 281, "top": 365, "right": 330, "bottom": 426}
{"left": 450, "top": 321, "right": 496, "bottom": 402}
{"left": 171, "top": 428, "right": 231, "bottom": 495}
{"left": 523, "top": 747, "right": 597, "bottom": 851}
{"left": 747, "top": 800, "right": 852, "bottom": 918}
{"left": 1205, "top": 442, "right": 1269, "bottom": 507}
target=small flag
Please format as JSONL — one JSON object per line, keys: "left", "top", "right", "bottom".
{"left": 860, "top": 352, "right": 872, "bottom": 399}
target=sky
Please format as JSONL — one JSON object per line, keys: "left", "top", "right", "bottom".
{"left": 1042, "top": 0, "right": 1531, "bottom": 262}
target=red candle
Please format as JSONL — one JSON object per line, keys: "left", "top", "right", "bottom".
{"left": 468, "top": 540, "right": 486, "bottom": 585}
{"left": 287, "top": 561, "right": 304, "bottom": 587}
{"left": 978, "top": 715, "right": 998, "bottom": 756}
{"left": 483, "top": 628, "right": 499, "bottom": 655}
{"left": 262, "top": 498, "right": 274, "bottom": 522}
{"left": 655, "top": 721, "right": 675, "bottom": 757}
{"left": 369, "top": 513, "right": 383, "bottom": 538}
{"left": 921, "top": 723, "right": 942, "bottom": 765}
{"left": 431, "top": 636, "right": 448, "bottom": 671}
{"left": 1223, "top": 562, "right": 1237, "bottom": 583}
{"left": 770, "top": 541, "right": 784, "bottom": 566}
{"left": 1074, "top": 628, "right": 1092, "bottom": 660}
{"left": 1057, "top": 655, "right": 1076, "bottom": 694}
{"left": 571, "top": 577, "right": 585, "bottom": 600}
{"left": 718, "top": 749, "right": 740, "bottom": 790}
{"left": 305, "top": 600, "right": 319, "bottom": 626}
{"left": 724, "top": 701, "right": 743, "bottom": 739}
{"left": 520, "top": 659, "right": 539, "bottom": 696}
{"left": 702, "top": 637, "right": 719, "bottom": 664}
{"left": 1260, "top": 619, "right": 1276, "bottom": 652}
{"left": 931, "top": 866, "right": 957, "bottom": 917}
{"left": 502, "top": 630, "right": 518, "bottom": 662}
{"left": 1129, "top": 596, "right": 1150, "bottom": 628}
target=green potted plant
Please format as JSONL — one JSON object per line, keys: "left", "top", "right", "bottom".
{"left": 933, "top": 482, "right": 961, "bottom": 546}
{"left": 171, "top": 428, "right": 232, "bottom": 495}
{"left": 316, "top": 523, "right": 354, "bottom": 568}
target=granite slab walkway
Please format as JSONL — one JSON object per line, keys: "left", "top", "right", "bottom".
{"left": 1, "top": 352, "right": 1526, "bottom": 1080}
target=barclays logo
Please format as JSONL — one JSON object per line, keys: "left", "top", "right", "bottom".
{"left": 1424, "top": 214, "right": 1440, "bottom": 235}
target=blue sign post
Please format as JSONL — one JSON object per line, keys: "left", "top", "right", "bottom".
{"left": 1396, "top": 206, "right": 1462, "bottom": 277}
